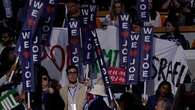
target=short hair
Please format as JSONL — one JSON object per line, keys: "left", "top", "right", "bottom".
{"left": 35, "top": 64, "right": 51, "bottom": 80}
{"left": 66, "top": 65, "right": 78, "bottom": 75}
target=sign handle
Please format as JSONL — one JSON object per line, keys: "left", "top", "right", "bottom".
{"left": 27, "top": 92, "right": 31, "bottom": 109}
{"left": 142, "top": 80, "right": 148, "bottom": 106}
{"left": 8, "top": 57, "right": 19, "bottom": 82}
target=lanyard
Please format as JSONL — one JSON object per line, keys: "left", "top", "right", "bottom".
{"left": 68, "top": 86, "right": 77, "bottom": 102}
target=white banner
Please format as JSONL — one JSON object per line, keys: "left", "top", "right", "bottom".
{"left": 41, "top": 26, "right": 188, "bottom": 93}
{"left": 152, "top": 38, "right": 188, "bottom": 94}
{"left": 41, "top": 28, "right": 68, "bottom": 81}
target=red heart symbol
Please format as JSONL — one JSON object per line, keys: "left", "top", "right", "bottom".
{"left": 48, "top": 45, "right": 65, "bottom": 72}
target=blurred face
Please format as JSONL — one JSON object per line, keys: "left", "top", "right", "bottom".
{"left": 132, "top": 24, "right": 141, "bottom": 32}
{"left": 2, "top": 32, "right": 13, "bottom": 46}
{"left": 148, "top": 0, "right": 153, "bottom": 9}
{"left": 159, "top": 84, "right": 169, "bottom": 97}
{"left": 67, "top": 68, "right": 78, "bottom": 84}
{"left": 2, "top": 33, "right": 10, "bottom": 42}
{"left": 67, "top": 2, "right": 79, "bottom": 16}
{"left": 165, "top": 22, "right": 175, "bottom": 33}
{"left": 87, "top": 93, "right": 94, "bottom": 102}
{"left": 114, "top": 3, "right": 122, "bottom": 15}
{"left": 42, "top": 75, "right": 49, "bottom": 89}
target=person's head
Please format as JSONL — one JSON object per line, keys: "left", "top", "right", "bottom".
{"left": 164, "top": 18, "right": 180, "bottom": 34}
{"left": 66, "top": 65, "right": 78, "bottom": 84}
{"left": 86, "top": 92, "right": 94, "bottom": 102}
{"left": 119, "top": 92, "right": 140, "bottom": 110}
{"left": 42, "top": 73, "right": 50, "bottom": 89}
{"left": 155, "top": 98, "right": 172, "bottom": 110}
{"left": 113, "top": 1, "right": 124, "bottom": 15}
{"left": 36, "top": 65, "right": 51, "bottom": 89}
{"left": 148, "top": 0, "right": 158, "bottom": 20}
{"left": 132, "top": 20, "right": 142, "bottom": 32}
{"left": 148, "top": 0, "right": 158, "bottom": 10}
{"left": 111, "top": 0, "right": 125, "bottom": 20}
{"left": 0, "top": 46, "right": 16, "bottom": 63}
{"left": 66, "top": 0, "right": 80, "bottom": 17}
{"left": 50, "top": 79, "right": 61, "bottom": 91}
{"left": 156, "top": 81, "right": 173, "bottom": 97}
{"left": 148, "top": 0, "right": 153, "bottom": 10}
{"left": 0, "top": 27, "right": 14, "bottom": 46}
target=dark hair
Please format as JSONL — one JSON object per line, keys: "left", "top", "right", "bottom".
{"left": 155, "top": 81, "right": 173, "bottom": 97}
{"left": 37, "top": 65, "right": 50, "bottom": 80}
{"left": 66, "top": 65, "right": 78, "bottom": 75}
{"left": 120, "top": 92, "right": 141, "bottom": 110}
{"left": 50, "top": 79, "right": 61, "bottom": 91}
{"left": 150, "top": 9, "right": 157, "bottom": 20}
{"left": 164, "top": 18, "right": 180, "bottom": 35}
{"left": 33, "top": 64, "right": 51, "bottom": 108}
{"left": 150, "top": 0, "right": 158, "bottom": 20}
{"left": 110, "top": 0, "right": 125, "bottom": 20}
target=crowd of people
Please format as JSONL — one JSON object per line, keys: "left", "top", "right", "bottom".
{"left": 0, "top": 0, "right": 194, "bottom": 49}
{"left": 0, "top": 0, "right": 195, "bottom": 110}
{"left": 0, "top": 49, "right": 194, "bottom": 110}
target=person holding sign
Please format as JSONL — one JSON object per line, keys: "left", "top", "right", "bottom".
{"left": 88, "top": 84, "right": 112, "bottom": 110}
{"left": 160, "top": 18, "right": 190, "bottom": 49}
{"left": 110, "top": 0, "right": 126, "bottom": 26}
{"left": 60, "top": 65, "right": 87, "bottom": 110}
{"left": 32, "top": 65, "right": 64, "bottom": 110}
{"left": 63, "top": 0, "right": 80, "bottom": 27}
{"left": 146, "top": 0, "right": 162, "bottom": 27}
{"left": 0, "top": 27, "right": 15, "bottom": 53}
{"left": 66, "top": 0, "right": 80, "bottom": 18}
{"left": 147, "top": 81, "right": 174, "bottom": 110}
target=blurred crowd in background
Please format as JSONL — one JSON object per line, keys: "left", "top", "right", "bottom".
{"left": 0, "top": 0, "right": 195, "bottom": 110}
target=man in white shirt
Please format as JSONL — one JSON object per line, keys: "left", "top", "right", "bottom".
{"left": 60, "top": 65, "right": 87, "bottom": 110}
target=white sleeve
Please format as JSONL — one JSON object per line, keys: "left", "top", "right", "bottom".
{"left": 154, "top": 11, "right": 162, "bottom": 27}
